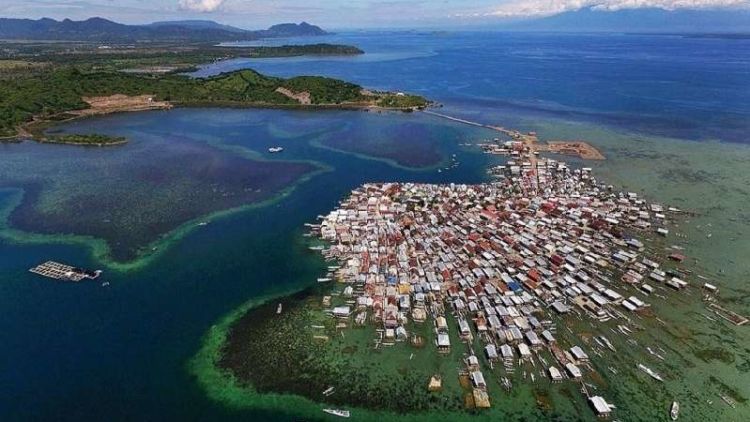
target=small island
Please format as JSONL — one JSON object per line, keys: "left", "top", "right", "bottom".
{"left": 42, "top": 134, "right": 128, "bottom": 146}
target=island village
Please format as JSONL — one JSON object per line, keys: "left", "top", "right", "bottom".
{"left": 305, "top": 131, "right": 747, "bottom": 419}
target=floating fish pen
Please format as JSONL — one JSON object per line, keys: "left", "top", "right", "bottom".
{"left": 29, "top": 261, "right": 102, "bottom": 282}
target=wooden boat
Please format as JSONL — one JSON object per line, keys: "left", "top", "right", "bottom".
{"left": 322, "top": 408, "right": 350, "bottom": 418}
{"left": 670, "top": 401, "right": 679, "bottom": 420}
{"left": 638, "top": 364, "right": 663, "bottom": 382}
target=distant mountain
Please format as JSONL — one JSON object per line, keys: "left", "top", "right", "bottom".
{"left": 258, "top": 22, "right": 328, "bottom": 37}
{"left": 147, "top": 20, "right": 246, "bottom": 33}
{"left": 504, "top": 8, "right": 750, "bottom": 33}
{"left": 0, "top": 17, "right": 328, "bottom": 42}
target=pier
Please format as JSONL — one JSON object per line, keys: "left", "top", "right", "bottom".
{"left": 422, "top": 110, "right": 605, "bottom": 161}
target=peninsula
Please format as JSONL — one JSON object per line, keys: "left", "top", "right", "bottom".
{"left": 0, "top": 66, "right": 427, "bottom": 142}
{"left": 0, "top": 18, "right": 422, "bottom": 143}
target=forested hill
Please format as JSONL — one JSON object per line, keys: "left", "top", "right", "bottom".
{"left": 0, "top": 17, "right": 328, "bottom": 42}
{"left": 0, "top": 68, "right": 428, "bottom": 139}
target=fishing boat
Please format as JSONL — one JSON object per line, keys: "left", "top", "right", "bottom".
{"left": 720, "top": 394, "right": 737, "bottom": 409}
{"left": 600, "top": 336, "right": 616, "bottom": 352}
{"left": 268, "top": 147, "right": 284, "bottom": 153}
{"left": 501, "top": 377, "right": 512, "bottom": 391}
{"left": 670, "top": 401, "right": 680, "bottom": 420}
{"left": 637, "top": 364, "right": 664, "bottom": 382}
{"left": 322, "top": 408, "right": 350, "bottom": 418}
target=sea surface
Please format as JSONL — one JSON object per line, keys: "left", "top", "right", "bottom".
{"left": 1, "top": 32, "right": 749, "bottom": 421}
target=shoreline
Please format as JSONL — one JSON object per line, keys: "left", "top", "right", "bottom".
{"left": 3, "top": 99, "right": 426, "bottom": 144}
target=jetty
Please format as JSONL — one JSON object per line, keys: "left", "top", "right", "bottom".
{"left": 29, "top": 261, "right": 101, "bottom": 282}
{"left": 422, "top": 110, "right": 604, "bottom": 160}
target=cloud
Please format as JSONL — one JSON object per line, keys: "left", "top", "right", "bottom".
{"left": 178, "top": 0, "right": 225, "bottom": 13}
{"left": 488, "top": 0, "right": 750, "bottom": 17}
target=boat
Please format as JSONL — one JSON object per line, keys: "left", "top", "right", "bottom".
{"left": 322, "top": 409, "right": 350, "bottom": 418}
{"left": 637, "top": 364, "right": 664, "bottom": 382}
{"left": 268, "top": 147, "right": 284, "bottom": 153}
{"left": 720, "top": 394, "right": 737, "bottom": 409}
{"left": 501, "top": 377, "right": 512, "bottom": 391}
{"left": 670, "top": 401, "right": 679, "bottom": 420}
{"left": 617, "top": 324, "right": 632, "bottom": 335}
{"left": 317, "top": 277, "right": 332, "bottom": 283}
{"left": 600, "top": 336, "right": 616, "bottom": 352}
{"left": 276, "top": 303, "right": 282, "bottom": 314}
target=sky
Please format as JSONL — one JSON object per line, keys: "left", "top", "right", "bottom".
{"left": 1, "top": 0, "right": 749, "bottom": 28}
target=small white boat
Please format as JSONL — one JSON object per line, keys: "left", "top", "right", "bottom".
{"left": 720, "top": 394, "right": 737, "bottom": 408}
{"left": 670, "top": 401, "right": 679, "bottom": 420}
{"left": 638, "top": 364, "right": 664, "bottom": 382}
{"left": 268, "top": 147, "right": 284, "bottom": 153}
{"left": 322, "top": 408, "right": 350, "bottom": 418}
{"left": 317, "top": 278, "right": 332, "bottom": 283}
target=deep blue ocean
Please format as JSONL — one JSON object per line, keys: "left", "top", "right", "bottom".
{"left": 1, "top": 31, "right": 749, "bottom": 421}
{"left": 211, "top": 31, "right": 750, "bottom": 144}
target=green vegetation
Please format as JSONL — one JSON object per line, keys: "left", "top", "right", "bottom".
{"left": 282, "top": 76, "right": 365, "bottom": 104}
{"left": 45, "top": 133, "right": 127, "bottom": 146}
{"left": 0, "top": 42, "right": 363, "bottom": 74}
{"left": 0, "top": 41, "right": 427, "bottom": 139}
{"left": 0, "top": 66, "right": 428, "bottom": 139}
{"left": 377, "top": 93, "right": 430, "bottom": 109}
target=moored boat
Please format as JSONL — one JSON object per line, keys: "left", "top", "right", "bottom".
{"left": 322, "top": 408, "right": 350, "bottom": 418}
{"left": 670, "top": 401, "right": 679, "bottom": 420}
{"left": 637, "top": 364, "right": 663, "bottom": 382}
